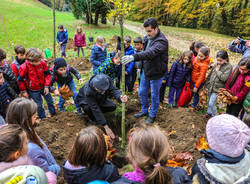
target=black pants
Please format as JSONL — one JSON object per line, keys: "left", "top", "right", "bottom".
{"left": 82, "top": 98, "right": 116, "bottom": 122}
{"left": 226, "top": 103, "right": 243, "bottom": 118}
{"left": 159, "top": 82, "right": 167, "bottom": 103}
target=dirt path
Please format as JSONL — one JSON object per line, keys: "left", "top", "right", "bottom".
{"left": 124, "top": 23, "right": 189, "bottom": 53}
{"left": 124, "top": 23, "right": 239, "bottom": 65}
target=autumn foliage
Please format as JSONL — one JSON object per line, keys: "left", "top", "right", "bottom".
{"left": 129, "top": 0, "right": 249, "bottom": 37}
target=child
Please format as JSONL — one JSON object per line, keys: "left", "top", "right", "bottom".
{"left": 0, "top": 48, "right": 20, "bottom": 94}
{"left": 18, "top": 48, "right": 56, "bottom": 119}
{"left": 168, "top": 51, "right": 193, "bottom": 108}
{"left": 191, "top": 114, "right": 250, "bottom": 184}
{"left": 51, "top": 58, "right": 83, "bottom": 114}
{"left": 90, "top": 36, "right": 107, "bottom": 72}
{"left": 117, "top": 36, "right": 135, "bottom": 92}
{"left": 63, "top": 126, "right": 120, "bottom": 184}
{"left": 6, "top": 97, "right": 60, "bottom": 183}
{"left": 94, "top": 52, "right": 122, "bottom": 80}
{"left": 204, "top": 50, "right": 233, "bottom": 118}
{"left": 74, "top": 26, "right": 86, "bottom": 57}
{"left": 190, "top": 42, "right": 205, "bottom": 63}
{"left": 0, "top": 124, "right": 49, "bottom": 184}
{"left": 123, "top": 124, "right": 192, "bottom": 184}
{"left": 57, "top": 25, "right": 68, "bottom": 57}
{"left": 11, "top": 45, "right": 26, "bottom": 78}
{"left": 133, "top": 37, "right": 143, "bottom": 81}
{"left": 0, "top": 69, "right": 17, "bottom": 119}
{"left": 225, "top": 57, "right": 250, "bottom": 117}
{"left": 228, "top": 37, "right": 250, "bottom": 59}
{"left": 191, "top": 47, "right": 211, "bottom": 110}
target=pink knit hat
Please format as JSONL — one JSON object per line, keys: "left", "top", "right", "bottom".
{"left": 206, "top": 114, "right": 250, "bottom": 158}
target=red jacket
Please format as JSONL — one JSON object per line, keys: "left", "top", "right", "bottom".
{"left": 18, "top": 60, "right": 51, "bottom": 91}
{"left": 225, "top": 69, "right": 250, "bottom": 102}
{"left": 74, "top": 33, "right": 86, "bottom": 47}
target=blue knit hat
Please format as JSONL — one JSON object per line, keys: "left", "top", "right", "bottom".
{"left": 54, "top": 58, "right": 67, "bottom": 70}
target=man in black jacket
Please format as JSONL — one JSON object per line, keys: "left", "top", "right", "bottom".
{"left": 76, "top": 74, "right": 127, "bottom": 139}
{"left": 122, "top": 17, "right": 168, "bottom": 123}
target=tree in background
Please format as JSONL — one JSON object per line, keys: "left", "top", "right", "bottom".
{"left": 104, "top": 0, "right": 131, "bottom": 148}
{"left": 130, "top": 0, "right": 249, "bottom": 37}
{"left": 69, "top": 0, "right": 109, "bottom": 25}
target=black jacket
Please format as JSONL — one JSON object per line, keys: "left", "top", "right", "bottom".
{"left": 0, "top": 62, "right": 20, "bottom": 94}
{"left": 76, "top": 75, "right": 122, "bottom": 125}
{"left": 63, "top": 160, "right": 120, "bottom": 184}
{"left": 0, "top": 82, "right": 17, "bottom": 117}
{"left": 133, "top": 29, "right": 168, "bottom": 80}
{"left": 51, "top": 65, "right": 81, "bottom": 86}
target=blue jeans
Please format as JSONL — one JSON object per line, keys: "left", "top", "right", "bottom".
{"left": 57, "top": 80, "right": 80, "bottom": 113}
{"left": 28, "top": 89, "right": 56, "bottom": 119}
{"left": 61, "top": 44, "right": 66, "bottom": 57}
{"left": 207, "top": 93, "right": 217, "bottom": 116}
{"left": 192, "top": 83, "right": 204, "bottom": 108}
{"left": 168, "top": 86, "right": 182, "bottom": 105}
{"left": 139, "top": 71, "right": 162, "bottom": 118}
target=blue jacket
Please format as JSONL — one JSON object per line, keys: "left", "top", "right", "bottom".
{"left": 90, "top": 45, "right": 107, "bottom": 71}
{"left": 168, "top": 61, "right": 191, "bottom": 88}
{"left": 62, "top": 160, "right": 120, "bottom": 184}
{"left": 228, "top": 40, "right": 250, "bottom": 58}
{"left": 56, "top": 29, "right": 68, "bottom": 44}
{"left": 27, "top": 139, "right": 60, "bottom": 176}
{"left": 191, "top": 149, "right": 250, "bottom": 184}
{"left": 125, "top": 46, "right": 135, "bottom": 75}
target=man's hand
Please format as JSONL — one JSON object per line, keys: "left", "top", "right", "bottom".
{"left": 120, "top": 95, "right": 128, "bottom": 103}
{"left": 44, "top": 87, "right": 49, "bottom": 95}
{"left": 122, "top": 55, "right": 134, "bottom": 65}
{"left": 59, "top": 42, "right": 63, "bottom": 45}
{"left": 79, "top": 78, "right": 84, "bottom": 85}
{"left": 21, "top": 91, "right": 29, "bottom": 98}
{"left": 104, "top": 125, "right": 115, "bottom": 140}
{"left": 125, "top": 71, "right": 128, "bottom": 75}
{"left": 193, "top": 87, "right": 198, "bottom": 93}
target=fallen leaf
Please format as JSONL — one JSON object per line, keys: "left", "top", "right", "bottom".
{"left": 168, "top": 130, "right": 176, "bottom": 136}
{"left": 196, "top": 136, "right": 209, "bottom": 151}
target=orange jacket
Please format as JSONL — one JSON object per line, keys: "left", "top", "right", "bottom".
{"left": 191, "top": 57, "right": 210, "bottom": 88}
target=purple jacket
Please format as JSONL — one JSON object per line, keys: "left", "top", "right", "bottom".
{"left": 74, "top": 33, "right": 86, "bottom": 47}
{"left": 27, "top": 139, "right": 60, "bottom": 176}
{"left": 168, "top": 61, "right": 191, "bottom": 88}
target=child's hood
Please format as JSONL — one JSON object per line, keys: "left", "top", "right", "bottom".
{"left": 0, "top": 155, "right": 32, "bottom": 173}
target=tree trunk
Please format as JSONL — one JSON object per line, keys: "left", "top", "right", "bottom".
{"left": 94, "top": 10, "right": 99, "bottom": 25}
{"left": 113, "top": 16, "right": 116, "bottom": 26}
{"left": 101, "top": 13, "right": 107, "bottom": 24}
{"left": 119, "top": 0, "right": 126, "bottom": 149}
{"left": 86, "top": 13, "right": 90, "bottom": 24}
{"left": 53, "top": 0, "right": 56, "bottom": 58}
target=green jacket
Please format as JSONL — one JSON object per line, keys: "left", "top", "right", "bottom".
{"left": 205, "top": 62, "right": 233, "bottom": 94}
{"left": 243, "top": 91, "right": 250, "bottom": 111}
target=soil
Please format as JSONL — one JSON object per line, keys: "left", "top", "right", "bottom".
{"left": 37, "top": 94, "right": 207, "bottom": 183}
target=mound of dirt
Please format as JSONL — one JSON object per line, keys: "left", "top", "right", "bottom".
{"left": 36, "top": 112, "right": 87, "bottom": 184}
{"left": 66, "top": 57, "right": 92, "bottom": 72}
{"left": 37, "top": 97, "right": 207, "bottom": 183}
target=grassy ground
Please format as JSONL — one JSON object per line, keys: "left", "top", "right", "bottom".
{"left": 0, "top": 0, "right": 139, "bottom": 58}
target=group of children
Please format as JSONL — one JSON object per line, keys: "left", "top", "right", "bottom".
{"left": 0, "top": 24, "right": 250, "bottom": 183}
